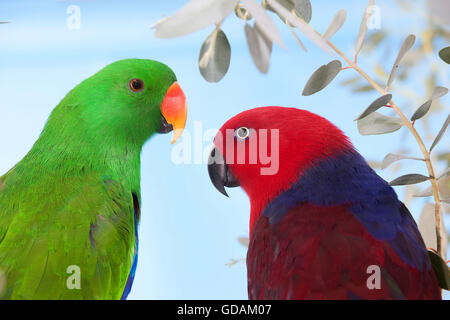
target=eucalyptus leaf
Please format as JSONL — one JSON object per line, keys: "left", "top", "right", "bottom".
{"left": 237, "top": 237, "right": 250, "bottom": 248}
{"left": 242, "top": 0, "right": 285, "bottom": 48}
{"left": 357, "top": 112, "right": 403, "bottom": 136}
{"left": 367, "top": 161, "right": 382, "bottom": 169}
{"left": 245, "top": 24, "right": 272, "bottom": 74}
{"left": 428, "top": 250, "right": 450, "bottom": 290}
{"left": 302, "top": 60, "right": 342, "bottom": 96}
{"left": 419, "top": 203, "right": 448, "bottom": 258}
{"left": 439, "top": 168, "right": 450, "bottom": 179}
{"left": 355, "top": 94, "right": 392, "bottom": 121}
{"left": 430, "top": 86, "right": 449, "bottom": 101}
{"left": 263, "top": 0, "right": 311, "bottom": 23}
{"left": 411, "top": 100, "right": 432, "bottom": 121}
{"left": 294, "top": 0, "right": 312, "bottom": 23}
{"left": 381, "top": 153, "right": 423, "bottom": 170}
{"left": 266, "top": 0, "right": 332, "bottom": 54}
{"left": 0, "top": 22, "right": 9, "bottom": 24}
{"left": 438, "top": 175, "right": 450, "bottom": 203}
{"left": 411, "top": 87, "right": 448, "bottom": 121}
{"left": 355, "top": 0, "right": 375, "bottom": 55}
{"left": 386, "top": 34, "right": 416, "bottom": 88}
{"left": 430, "top": 114, "right": 450, "bottom": 152}
{"left": 235, "top": 4, "right": 252, "bottom": 21}
{"left": 198, "top": 29, "right": 231, "bottom": 83}
{"left": 389, "top": 174, "right": 431, "bottom": 186}
{"left": 439, "top": 46, "right": 450, "bottom": 64}
{"left": 352, "top": 85, "right": 374, "bottom": 93}
{"left": 323, "top": 9, "right": 347, "bottom": 40}
{"left": 287, "top": 24, "right": 307, "bottom": 52}
{"left": 154, "top": 0, "right": 239, "bottom": 38}
{"left": 414, "top": 186, "right": 433, "bottom": 198}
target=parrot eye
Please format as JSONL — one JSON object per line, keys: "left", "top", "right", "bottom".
{"left": 129, "top": 78, "right": 144, "bottom": 92}
{"left": 235, "top": 127, "right": 251, "bottom": 140}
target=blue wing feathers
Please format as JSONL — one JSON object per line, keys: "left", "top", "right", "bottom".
{"left": 262, "top": 149, "right": 429, "bottom": 271}
{"left": 120, "top": 197, "right": 139, "bottom": 300}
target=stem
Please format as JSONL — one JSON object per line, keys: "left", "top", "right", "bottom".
{"left": 326, "top": 40, "right": 443, "bottom": 256}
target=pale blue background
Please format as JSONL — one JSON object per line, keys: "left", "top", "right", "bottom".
{"left": 0, "top": 0, "right": 448, "bottom": 299}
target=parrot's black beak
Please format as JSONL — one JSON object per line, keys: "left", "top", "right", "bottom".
{"left": 158, "top": 115, "right": 173, "bottom": 134}
{"left": 208, "top": 147, "right": 240, "bottom": 197}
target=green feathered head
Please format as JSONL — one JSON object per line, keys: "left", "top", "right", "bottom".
{"left": 41, "top": 59, "right": 187, "bottom": 152}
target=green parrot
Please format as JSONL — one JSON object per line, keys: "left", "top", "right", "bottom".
{"left": 0, "top": 59, "right": 187, "bottom": 299}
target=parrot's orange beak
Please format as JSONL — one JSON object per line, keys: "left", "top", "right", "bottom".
{"left": 160, "top": 82, "right": 187, "bottom": 144}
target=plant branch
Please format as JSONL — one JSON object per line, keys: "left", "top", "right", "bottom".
{"left": 324, "top": 40, "right": 443, "bottom": 256}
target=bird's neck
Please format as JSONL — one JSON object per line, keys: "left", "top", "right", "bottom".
{"left": 249, "top": 149, "right": 390, "bottom": 235}
{"left": 12, "top": 128, "right": 143, "bottom": 193}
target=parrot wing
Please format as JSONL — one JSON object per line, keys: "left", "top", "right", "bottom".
{"left": 0, "top": 170, "right": 137, "bottom": 299}
{"left": 247, "top": 202, "right": 441, "bottom": 300}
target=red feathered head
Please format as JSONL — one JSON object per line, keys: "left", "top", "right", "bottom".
{"left": 208, "top": 106, "right": 353, "bottom": 228}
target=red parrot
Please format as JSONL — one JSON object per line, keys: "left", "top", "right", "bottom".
{"left": 208, "top": 107, "right": 441, "bottom": 300}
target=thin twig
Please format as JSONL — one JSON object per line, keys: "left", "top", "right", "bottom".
{"left": 324, "top": 39, "right": 443, "bottom": 256}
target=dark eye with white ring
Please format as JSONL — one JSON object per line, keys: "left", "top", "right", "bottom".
{"left": 235, "top": 127, "right": 251, "bottom": 140}
{"left": 129, "top": 78, "right": 144, "bottom": 92}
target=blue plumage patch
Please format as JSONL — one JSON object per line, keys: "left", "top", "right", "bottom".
{"left": 262, "top": 149, "right": 428, "bottom": 271}
{"left": 120, "top": 200, "right": 139, "bottom": 300}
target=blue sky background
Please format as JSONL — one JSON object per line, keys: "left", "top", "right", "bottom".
{"left": 0, "top": 0, "right": 448, "bottom": 299}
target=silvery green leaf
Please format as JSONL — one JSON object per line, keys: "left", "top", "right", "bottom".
{"left": 357, "top": 112, "right": 403, "bottom": 136}
{"left": 287, "top": 23, "right": 307, "bottom": 52}
{"left": 245, "top": 24, "right": 272, "bottom": 74}
{"left": 235, "top": 5, "right": 252, "bottom": 21}
{"left": 411, "top": 100, "right": 432, "bottom": 121}
{"left": 352, "top": 85, "right": 374, "bottom": 93}
{"left": 414, "top": 186, "right": 433, "bottom": 198}
{"left": 0, "top": 22, "right": 9, "bottom": 24}
{"left": 302, "top": 60, "right": 342, "bottom": 96}
{"left": 294, "top": 0, "right": 312, "bottom": 23}
{"left": 237, "top": 237, "right": 250, "bottom": 248}
{"left": 267, "top": 0, "right": 332, "bottom": 54}
{"left": 154, "top": 0, "right": 239, "bottom": 38}
{"left": 419, "top": 203, "right": 448, "bottom": 258}
{"left": 355, "top": 94, "right": 392, "bottom": 121}
{"left": 262, "top": 0, "right": 292, "bottom": 16}
{"left": 367, "top": 160, "right": 382, "bottom": 169}
{"left": 428, "top": 250, "right": 450, "bottom": 290}
{"left": 263, "top": 0, "right": 311, "bottom": 23}
{"left": 242, "top": 0, "right": 285, "bottom": 48}
{"left": 386, "top": 34, "right": 416, "bottom": 88}
{"left": 389, "top": 174, "right": 431, "bottom": 186}
{"left": 439, "top": 175, "right": 450, "bottom": 203}
{"left": 381, "top": 153, "right": 424, "bottom": 170}
{"left": 427, "top": 0, "right": 450, "bottom": 27}
{"left": 198, "top": 29, "right": 231, "bottom": 83}
{"left": 411, "top": 87, "right": 448, "bottom": 121}
{"left": 355, "top": 0, "right": 375, "bottom": 55}
{"left": 430, "top": 114, "right": 450, "bottom": 152}
{"left": 323, "top": 9, "right": 347, "bottom": 40}
{"left": 394, "top": 34, "right": 416, "bottom": 65}
{"left": 430, "top": 86, "right": 449, "bottom": 100}
{"left": 439, "top": 46, "right": 450, "bottom": 64}
{"left": 439, "top": 168, "right": 450, "bottom": 179}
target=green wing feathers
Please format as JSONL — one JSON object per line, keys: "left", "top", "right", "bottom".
{"left": 0, "top": 169, "right": 136, "bottom": 299}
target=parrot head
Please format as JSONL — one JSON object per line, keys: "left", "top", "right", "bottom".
{"left": 44, "top": 59, "right": 187, "bottom": 148}
{"left": 208, "top": 106, "right": 352, "bottom": 225}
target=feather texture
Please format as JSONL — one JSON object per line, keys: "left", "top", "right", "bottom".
{"left": 249, "top": 150, "right": 440, "bottom": 299}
